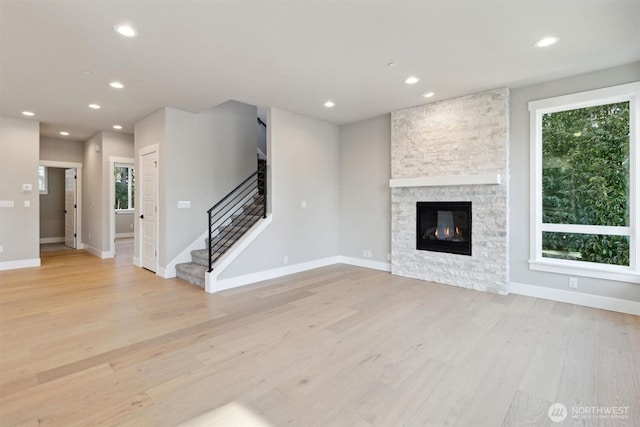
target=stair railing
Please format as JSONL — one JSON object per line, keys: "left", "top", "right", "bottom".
{"left": 207, "top": 161, "right": 267, "bottom": 272}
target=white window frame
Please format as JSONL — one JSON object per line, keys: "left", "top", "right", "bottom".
{"left": 528, "top": 81, "right": 640, "bottom": 283}
{"left": 114, "top": 163, "right": 134, "bottom": 212}
{"left": 38, "top": 165, "right": 48, "bottom": 194}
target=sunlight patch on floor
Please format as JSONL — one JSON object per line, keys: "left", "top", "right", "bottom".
{"left": 177, "top": 401, "right": 273, "bottom": 427}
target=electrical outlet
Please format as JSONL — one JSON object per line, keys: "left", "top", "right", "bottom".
{"left": 568, "top": 277, "right": 578, "bottom": 289}
{"left": 283, "top": 255, "right": 288, "bottom": 265}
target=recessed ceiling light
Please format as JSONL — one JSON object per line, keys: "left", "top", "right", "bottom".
{"left": 324, "top": 101, "right": 335, "bottom": 108}
{"left": 113, "top": 125, "right": 123, "bottom": 130}
{"left": 404, "top": 76, "right": 420, "bottom": 85}
{"left": 114, "top": 24, "right": 138, "bottom": 38}
{"left": 535, "top": 36, "right": 558, "bottom": 48}
{"left": 422, "top": 92, "right": 435, "bottom": 98}
{"left": 387, "top": 62, "right": 397, "bottom": 67}
{"left": 109, "top": 81, "right": 124, "bottom": 89}
{"left": 22, "top": 111, "right": 35, "bottom": 116}
{"left": 89, "top": 104, "right": 101, "bottom": 110}
{"left": 60, "top": 131, "right": 69, "bottom": 136}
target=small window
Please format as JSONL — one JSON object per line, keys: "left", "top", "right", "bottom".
{"left": 38, "top": 165, "right": 48, "bottom": 194}
{"left": 115, "top": 164, "right": 135, "bottom": 211}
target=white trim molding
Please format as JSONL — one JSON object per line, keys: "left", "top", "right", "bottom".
{"left": 207, "top": 252, "right": 391, "bottom": 294}
{"left": 339, "top": 256, "right": 391, "bottom": 272}
{"left": 0, "top": 258, "right": 41, "bottom": 271}
{"left": 83, "top": 244, "right": 110, "bottom": 259}
{"left": 389, "top": 173, "right": 501, "bottom": 188}
{"left": 510, "top": 281, "right": 640, "bottom": 316}
{"left": 40, "top": 237, "right": 65, "bottom": 244}
{"left": 210, "top": 255, "right": 341, "bottom": 293}
{"left": 205, "top": 215, "right": 274, "bottom": 292}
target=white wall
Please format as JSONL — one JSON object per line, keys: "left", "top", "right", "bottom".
{"left": 101, "top": 131, "right": 134, "bottom": 251}
{"left": 0, "top": 116, "right": 40, "bottom": 266}
{"left": 510, "top": 61, "right": 640, "bottom": 302}
{"left": 40, "top": 137, "right": 83, "bottom": 163}
{"left": 134, "top": 101, "right": 257, "bottom": 269}
{"left": 219, "top": 108, "right": 341, "bottom": 278}
{"left": 82, "top": 133, "right": 103, "bottom": 254}
{"left": 116, "top": 212, "right": 134, "bottom": 235}
{"left": 339, "top": 115, "right": 391, "bottom": 264}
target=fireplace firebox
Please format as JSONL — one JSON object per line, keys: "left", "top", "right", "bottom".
{"left": 417, "top": 202, "right": 471, "bottom": 256}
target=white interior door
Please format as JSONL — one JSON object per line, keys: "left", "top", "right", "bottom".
{"left": 141, "top": 151, "right": 158, "bottom": 272}
{"left": 64, "top": 168, "right": 77, "bottom": 248}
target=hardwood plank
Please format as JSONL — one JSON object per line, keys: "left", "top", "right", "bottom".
{"left": 0, "top": 250, "right": 638, "bottom": 426}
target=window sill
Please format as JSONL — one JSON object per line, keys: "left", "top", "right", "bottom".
{"left": 115, "top": 209, "right": 134, "bottom": 214}
{"left": 39, "top": 190, "right": 48, "bottom": 195}
{"left": 529, "top": 260, "right": 640, "bottom": 283}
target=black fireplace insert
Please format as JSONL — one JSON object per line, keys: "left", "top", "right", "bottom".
{"left": 416, "top": 201, "right": 472, "bottom": 256}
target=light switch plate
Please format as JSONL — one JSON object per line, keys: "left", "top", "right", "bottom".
{"left": 178, "top": 201, "right": 191, "bottom": 209}
{"left": 24, "top": 200, "right": 30, "bottom": 208}
{"left": 23, "top": 184, "right": 32, "bottom": 191}
{"left": 0, "top": 200, "right": 15, "bottom": 208}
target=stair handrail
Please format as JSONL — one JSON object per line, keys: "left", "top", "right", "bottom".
{"left": 207, "top": 161, "right": 267, "bottom": 272}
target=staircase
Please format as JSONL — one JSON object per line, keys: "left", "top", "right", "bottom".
{"left": 175, "top": 195, "right": 264, "bottom": 287}
{"left": 176, "top": 161, "right": 267, "bottom": 288}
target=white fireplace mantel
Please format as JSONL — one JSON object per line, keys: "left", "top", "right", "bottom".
{"left": 389, "top": 173, "right": 501, "bottom": 188}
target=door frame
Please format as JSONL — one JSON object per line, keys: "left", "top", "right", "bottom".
{"left": 136, "top": 145, "right": 159, "bottom": 272}
{"left": 108, "top": 156, "right": 135, "bottom": 258}
{"left": 39, "top": 160, "right": 83, "bottom": 249}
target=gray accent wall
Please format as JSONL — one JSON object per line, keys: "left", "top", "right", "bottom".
{"left": 339, "top": 115, "right": 391, "bottom": 264}
{"left": 39, "top": 167, "right": 65, "bottom": 239}
{"left": 219, "top": 108, "right": 341, "bottom": 278}
{"left": 510, "top": 61, "right": 640, "bottom": 301}
{"left": 0, "top": 116, "right": 40, "bottom": 264}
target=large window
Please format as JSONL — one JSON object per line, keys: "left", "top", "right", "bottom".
{"left": 529, "top": 82, "right": 639, "bottom": 282}
{"left": 115, "top": 164, "right": 134, "bottom": 211}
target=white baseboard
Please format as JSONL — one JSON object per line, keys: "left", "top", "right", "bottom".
{"left": 339, "top": 256, "right": 391, "bottom": 272}
{"left": 509, "top": 281, "right": 640, "bottom": 316}
{"left": 0, "top": 258, "right": 41, "bottom": 271}
{"left": 115, "top": 232, "right": 134, "bottom": 238}
{"left": 40, "top": 237, "right": 64, "bottom": 244}
{"left": 83, "top": 244, "right": 111, "bottom": 259}
{"left": 210, "top": 255, "right": 341, "bottom": 293}
{"left": 206, "top": 250, "right": 392, "bottom": 294}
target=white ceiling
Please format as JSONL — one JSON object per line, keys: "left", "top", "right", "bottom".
{"left": 1, "top": 0, "right": 639, "bottom": 141}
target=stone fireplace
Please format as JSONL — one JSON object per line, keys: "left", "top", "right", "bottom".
{"left": 390, "top": 89, "right": 509, "bottom": 294}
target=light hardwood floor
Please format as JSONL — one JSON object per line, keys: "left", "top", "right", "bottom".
{"left": 0, "top": 250, "right": 638, "bottom": 426}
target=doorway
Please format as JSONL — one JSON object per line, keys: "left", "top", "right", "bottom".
{"left": 138, "top": 147, "right": 159, "bottom": 272}
{"left": 39, "top": 161, "right": 82, "bottom": 253}
{"left": 109, "top": 157, "right": 135, "bottom": 263}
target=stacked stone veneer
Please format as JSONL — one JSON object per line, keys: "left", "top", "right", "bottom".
{"left": 391, "top": 89, "right": 509, "bottom": 294}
